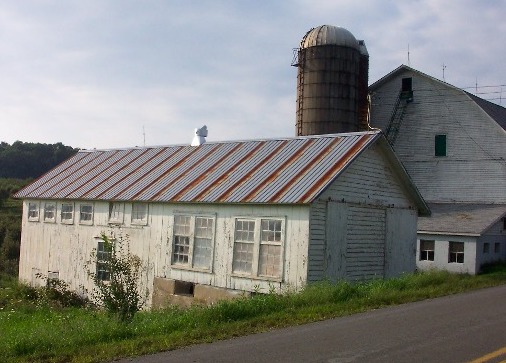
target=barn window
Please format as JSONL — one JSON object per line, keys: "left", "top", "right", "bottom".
{"left": 495, "top": 243, "right": 501, "bottom": 254}
{"left": 172, "top": 215, "right": 215, "bottom": 271}
{"left": 448, "top": 242, "right": 464, "bottom": 263}
{"left": 483, "top": 243, "right": 490, "bottom": 254}
{"left": 43, "top": 203, "right": 56, "bottom": 222}
{"left": 108, "top": 202, "right": 124, "bottom": 224}
{"left": 79, "top": 204, "right": 94, "bottom": 225}
{"left": 96, "top": 239, "right": 111, "bottom": 281}
{"left": 232, "top": 217, "right": 284, "bottom": 280}
{"left": 131, "top": 203, "right": 148, "bottom": 225}
{"left": 419, "top": 240, "right": 435, "bottom": 261}
{"left": 60, "top": 203, "right": 74, "bottom": 224}
{"left": 435, "top": 134, "right": 447, "bottom": 157}
{"left": 28, "top": 202, "right": 39, "bottom": 221}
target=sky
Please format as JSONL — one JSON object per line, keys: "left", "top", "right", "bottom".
{"left": 0, "top": 0, "right": 505, "bottom": 150}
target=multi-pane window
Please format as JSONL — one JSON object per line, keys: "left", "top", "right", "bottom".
{"left": 258, "top": 219, "right": 283, "bottom": 277}
{"left": 44, "top": 203, "right": 56, "bottom": 222}
{"left": 28, "top": 202, "right": 39, "bottom": 221}
{"left": 172, "top": 215, "right": 214, "bottom": 270}
{"left": 61, "top": 203, "right": 74, "bottom": 223}
{"left": 232, "top": 218, "right": 284, "bottom": 280}
{"left": 419, "top": 240, "right": 435, "bottom": 261}
{"left": 79, "top": 204, "right": 93, "bottom": 224}
{"left": 232, "top": 219, "right": 255, "bottom": 274}
{"left": 96, "top": 240, "right": 111, "bottom": 281}
{"left": 131, "top": 203, "right": 148, "bottom": 225}
{"left": 109, "top": 202, "right": 123, "bottom": 223}
{"left": 449, "top": 242, "right": 464, "bottom": 263}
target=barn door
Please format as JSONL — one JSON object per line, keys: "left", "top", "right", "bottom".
{"left": 345, "top": 205, "right": 386, "bottom": 280}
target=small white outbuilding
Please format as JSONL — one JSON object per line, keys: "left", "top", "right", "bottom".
{"left": 15, "top": 131, "right": 429, "bottom": 307}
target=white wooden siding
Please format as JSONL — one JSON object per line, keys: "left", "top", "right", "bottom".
{"left": 307, "top": 144, "right": 419, "bottom": 282}
{"left": 370, "top": 69, "right": 506, "bottom": 203}
{"left": 18, "top": 200, "right": 311, "bottom": 306}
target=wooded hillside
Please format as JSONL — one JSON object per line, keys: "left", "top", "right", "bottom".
{"left": 0, "top": 141, "right": 78, "bottom": 179}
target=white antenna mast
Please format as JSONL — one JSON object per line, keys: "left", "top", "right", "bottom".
{"left": 407, "top": 44, "right": 410, "bottom": 66}
{"left": 442, "top": 63, "right": 446, "bottom": 81}
{"left": 143, "top": 125, "right": 146, "bottom": 147}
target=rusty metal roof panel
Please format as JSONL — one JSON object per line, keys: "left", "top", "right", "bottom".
{"left": 15, "top": 131, "right": 382, "bottom": 204}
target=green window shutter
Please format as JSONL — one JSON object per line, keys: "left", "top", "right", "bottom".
{"left": 435, "top": 134, "right": 447, "bottom": 156}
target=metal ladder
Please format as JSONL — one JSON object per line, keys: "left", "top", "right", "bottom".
{"left": 385, "top": 90, "right": 412, "bottom": 145}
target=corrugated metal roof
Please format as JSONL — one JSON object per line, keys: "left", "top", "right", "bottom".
{"left": 15, "top": 131, "right": 381, "bottom": 204}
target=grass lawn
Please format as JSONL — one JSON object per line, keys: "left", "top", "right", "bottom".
{"left": 1, "top": 264, "right": 506, "bottom": 363}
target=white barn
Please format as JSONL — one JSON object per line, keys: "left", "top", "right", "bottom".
{"left": 15, "top": 131, "right": 429, "bottom": 307}
{"left": 369, "top": 65, "right": 506, "bottom": 274}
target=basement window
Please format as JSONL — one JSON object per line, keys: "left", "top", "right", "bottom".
{"left": 172, "top": 215, "right": 215, "bottom": 271}
{"left": 448, "top": 242, "right": 464, "bottom": 263}
{"left": 44, "top": 202, "right": 56, "bottom": 222}
{"left": 419, "top": 240, "right": 435, "bottom": 261}
{"left": 60, "top": 203, "right": 74, "bottom": 224}
{"left": 131, "top": 203, "right": 148, "bottom": 225}
{"left": 232, "top": 217, "right": 284, "bottom": 280}
{"left": 28, "top": 202, "right": 39, "bottom": 221}
{"left": 173, "top": 280, "right": 195, "bottom": 296}
{"left": 79, "top": 204, "right": 94, "bottom": 225}
{"left": 435, "top": 134, "right": 447, "bottom": 157}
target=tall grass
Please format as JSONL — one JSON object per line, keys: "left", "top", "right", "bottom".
{"left": 1, "top": 267, "right": 506, "bottom": 363}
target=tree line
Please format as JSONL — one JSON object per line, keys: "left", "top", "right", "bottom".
{"left": 0, "top": 141, "right": 78, "bottom": 179}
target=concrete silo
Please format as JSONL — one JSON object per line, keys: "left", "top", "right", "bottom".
{"left": 293, "top": 25, "right": 369, "bottom": 136}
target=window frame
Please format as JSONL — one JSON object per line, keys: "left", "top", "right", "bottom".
{"left": 231, "top": 216, "right": 285, "bottom": 281}
{"left": 79, "top": 203, "right": 94, "bottom": 225}
{"left": 419, "top": 239, "right": 435, "bottom": 261}
{"left": 28, "top": 202, "right": 40, "bottom": 222}
{"left": 108, "top": 202, "right": 124, "bottom": 224}
{"left": 171, "top": 214, "right": 216, "bottom": 272}
{"left": 494, "top": 242, "right": 501, "bottom": 254}
{"left": 96, "top": 238, "right": 112, "bottom": 282}
{"left": 43, "top": 202, "right": 56, "bottom": 223}
{"left": 60, "top": 202, "right": 74, "bottom": 224}
{"left": 483, "top": 242, "right": 490, "bottom": 254}
{"left": 131, "top": 203, "right": 148, "bottom": 225}
{"left": 448, "top": 241, "right": 464, "bottom": 263}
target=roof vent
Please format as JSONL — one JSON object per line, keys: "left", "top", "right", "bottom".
{"left": 191, "top": 125, "right": 208, "bottom": 146}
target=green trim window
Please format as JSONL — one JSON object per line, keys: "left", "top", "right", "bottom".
{"left": 435, "top": 134, "right": 447, "bottom": 157}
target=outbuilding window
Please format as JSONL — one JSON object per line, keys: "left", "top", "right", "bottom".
{"left": 28, "top": 202, "right": 39, "bottom": 221}
{"left": 448, "top": 242, "right": 464, "bottom": 263}
{"left": 131, "top": 203, "right": 148, "bottom": 225}
{"left": 232, "top": 217, "right": 284, "bottom": 280}
{"left": 108, "top": 202, "right": 124, "bottom": 224}
{"left": 79, "top": 204, "right": 94, "bottom": 225}
{"left": 172, "top": 215, "right": 215, "bottom": 271}
{"left": 96, "top": 239, "right": 111, "bottom": 281}
{"left": 60, "top": 203, "right": 74, "bottom": 224}
{"left": 483, "top": 243, "right": 490, "bottom": 254}
{"left": 43, "top": 202, "right": 56, "bottom": 222}
{"left": 419, "top": 240, "right": 435, "bottom": 261}
{"left": 495, "top": 243, "right": 501, "bottom": 254}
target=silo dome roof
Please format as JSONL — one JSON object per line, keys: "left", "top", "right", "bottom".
{"left": 301, "top": 25, "right": 359, "bottom": 49}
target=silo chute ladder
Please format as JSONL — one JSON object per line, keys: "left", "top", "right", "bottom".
{"left": 385, "top": 90, "right": 413, "bottom": 146}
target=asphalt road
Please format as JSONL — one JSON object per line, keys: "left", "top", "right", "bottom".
{"left": 116, "top": 285, "right": 506, "bottom": 363}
